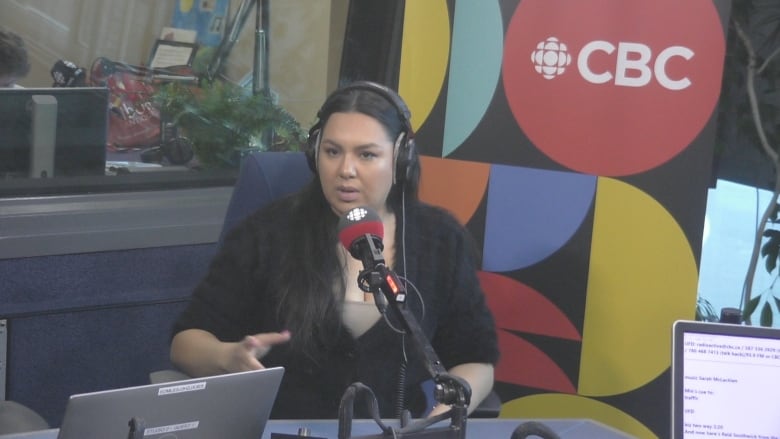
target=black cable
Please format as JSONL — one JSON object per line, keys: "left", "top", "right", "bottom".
{"left": 396, "top": 185, "right": 411, "bottom": 419}
{"left": 337, "top": 383, "right": 394, "bottom": 439}
{"left": 394, "top": 358, "right": 407, "bottom": 418}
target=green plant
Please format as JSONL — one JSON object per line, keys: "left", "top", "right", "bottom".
{"left": 696, "top": 297, "right": 720, "bottom": 322}
{"left": 154, "top": 81, "right": 307, "bottom": 168}
{"left": 719, "top": 1, "right": 780, "bottom": 325}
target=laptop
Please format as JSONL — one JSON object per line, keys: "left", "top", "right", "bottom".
{"left": 57, "top": 367, "right": 284, "bottom": 439}
{"left": 671, "top": 320, "right": 780, "bottom": 439}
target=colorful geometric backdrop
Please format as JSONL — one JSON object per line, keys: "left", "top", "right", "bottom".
{"left": 397, "top": 1, "right": 730, "bottom": 437}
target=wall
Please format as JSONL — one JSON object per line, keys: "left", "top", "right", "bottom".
{"left": 0, "top": 186, "right": 232, "bottom": 426}
{"left": 1, "top": 244, "right": 216, "bottom": 427}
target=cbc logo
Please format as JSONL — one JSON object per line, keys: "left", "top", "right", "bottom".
{"left": 532, "top": 36, "right": 694, "bottom": 90}
{"left": 531, "top": 37, "right": 572, "bottom": 79}
{"left": 346, "top": 207, "right": 369, "bottom": 222}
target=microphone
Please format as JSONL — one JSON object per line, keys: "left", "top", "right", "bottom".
{"left": 338, "top": 206, "right": 386, "bottom": 272}
{"left": 51, "top": 59, "right": 86, "bottom": 87}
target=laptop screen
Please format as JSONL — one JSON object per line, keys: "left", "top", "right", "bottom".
{"left": 57, "top": 367, "right": 283, "bottom": 439}
{"left": 671, "top": 320, "right": 780, "bottom": 439}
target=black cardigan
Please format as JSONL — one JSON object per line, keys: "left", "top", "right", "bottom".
{"left": 173, "top": 197, "right": 499, "bottom": 419}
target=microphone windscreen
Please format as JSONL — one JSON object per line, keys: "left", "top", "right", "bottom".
{"left": 338, "top": 206, "right": 384, "bottom": 250}
{"left": 51, "top": 59, "right": 86, "bottom": 87}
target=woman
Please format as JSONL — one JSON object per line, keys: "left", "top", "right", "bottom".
{"left": 170, "top": 81, "right": 499, "bottom": 419}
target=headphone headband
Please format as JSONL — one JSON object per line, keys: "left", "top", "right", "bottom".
{"left": 317, "top": 81, "right": 414, "bottom": 138}
{"left": 306, "top": 81, "right": 416, "bottom": 184}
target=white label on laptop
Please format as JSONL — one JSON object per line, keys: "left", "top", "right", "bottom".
{"left": 157, "top": 382, "right": 207, "bottom": 396}
{"left": 144, "top": 421, "right": 199, "bottom": 436}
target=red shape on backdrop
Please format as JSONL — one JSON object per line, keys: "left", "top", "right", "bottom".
{"left": 502, "top": 0, "right": 725, "bottom": 176}
{"left": 479, "top": 271, "right": 580, "bottom": 340}
{"left": 495, "top": 329, "right": 577, "bottom": 393}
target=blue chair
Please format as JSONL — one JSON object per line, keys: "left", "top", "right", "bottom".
{"left": 219, "top": 151, "right": 313, "bottom": 243}
{"left": 156, "top": 151, "right": 501, "bottom": 418}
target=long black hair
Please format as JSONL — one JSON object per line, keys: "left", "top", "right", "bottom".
{"left": 274, "top": 84, "right": 421, "bottom": 360}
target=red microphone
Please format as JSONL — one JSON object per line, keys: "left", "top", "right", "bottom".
{"left": 338, "top": 206, "right": 385, "bottom": 269}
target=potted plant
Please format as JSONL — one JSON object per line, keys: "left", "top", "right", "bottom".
{"left": 717, "top": 1, "right": 780, "bottom": 325}
{"left": 153, "top": 80, "right": 307, "bottom": 169}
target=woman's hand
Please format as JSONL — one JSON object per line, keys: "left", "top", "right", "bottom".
{"left": 171, "top": 329, "right": 291, "bottom": 377}
{"left": 223, "top": 331, "right": 292, "bottom": 372}
{"left": 425, "top": 363, "right": 495, "bottom": 418}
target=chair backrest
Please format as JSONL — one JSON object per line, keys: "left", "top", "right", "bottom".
{"left": 219, "top": 151, "right": 313, "bottom": 245}
{"left": 0, "top": 401, "right": 49, "bottom": 435}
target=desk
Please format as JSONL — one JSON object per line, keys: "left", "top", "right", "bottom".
{"left": 0, "top": 418, "right": 634, "bottom": 439}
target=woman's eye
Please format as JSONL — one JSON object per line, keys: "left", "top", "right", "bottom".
{"left": 361, "top": 151, "right": 377, "bottom": 159}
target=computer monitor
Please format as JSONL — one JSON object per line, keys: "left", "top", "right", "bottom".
{"left": 0, "top": 87, "right": 108, "bottom": 178}
{"left": 671, "top": 320, "right": 780, "bottom": 439}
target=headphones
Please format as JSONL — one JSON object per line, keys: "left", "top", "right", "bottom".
{"left": 305, "top": 81, "right": 416, "bottom": 184}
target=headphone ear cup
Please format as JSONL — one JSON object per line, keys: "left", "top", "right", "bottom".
{"left": 395, "top": 137, "right": 414, "bottom": 184}
{"left": 306, "top": 127, "right": 321, "bottom": 173}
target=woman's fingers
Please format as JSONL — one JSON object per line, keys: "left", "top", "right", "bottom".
{"left": 242, "top": 330, "right": 292, "bottom": 360}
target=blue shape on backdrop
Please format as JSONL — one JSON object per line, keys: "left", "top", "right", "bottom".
{"left": 483, "top": 165, "right": 597, "bottom": 271}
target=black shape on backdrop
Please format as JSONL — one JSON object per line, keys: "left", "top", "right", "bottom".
{"left": 339, "top": 0, "right": 405, "bottom": 87}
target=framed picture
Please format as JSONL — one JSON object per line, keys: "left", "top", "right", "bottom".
{"left": 148, "top": 39, "right": 198, "bottom": 69}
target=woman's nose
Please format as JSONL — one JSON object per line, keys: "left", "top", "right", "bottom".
{"left": 339, "top": 155, "right": 357, "bottom": 177}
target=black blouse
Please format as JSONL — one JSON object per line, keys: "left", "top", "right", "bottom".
{"left": 173, "top": 197, "right": 499, "bottom": 419}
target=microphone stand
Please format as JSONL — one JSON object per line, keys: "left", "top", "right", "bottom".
{"left": 204, "top": 0, "right": 269, "bottom": 97}
{"left": 202, "top": 0, "right": 273, "bottom": 148}
{"left": 338, "top": 236, "right": 471, "bottom": 439}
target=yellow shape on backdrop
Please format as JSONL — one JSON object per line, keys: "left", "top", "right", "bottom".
{"left": 502, "top": 393, "right": 658, "bottom": 439}
{"left": 399, "top": 1, "right": 450, "bottom": 133}
{"left": 580, "top": 177, "right": 698, "bottom": 396}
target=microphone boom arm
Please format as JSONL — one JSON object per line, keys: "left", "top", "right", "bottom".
{"left": 352, "top": 234, "right": 471, "bottom": 438}
{"left": 366, "top": 263, "right": 471, "bottom": 406}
